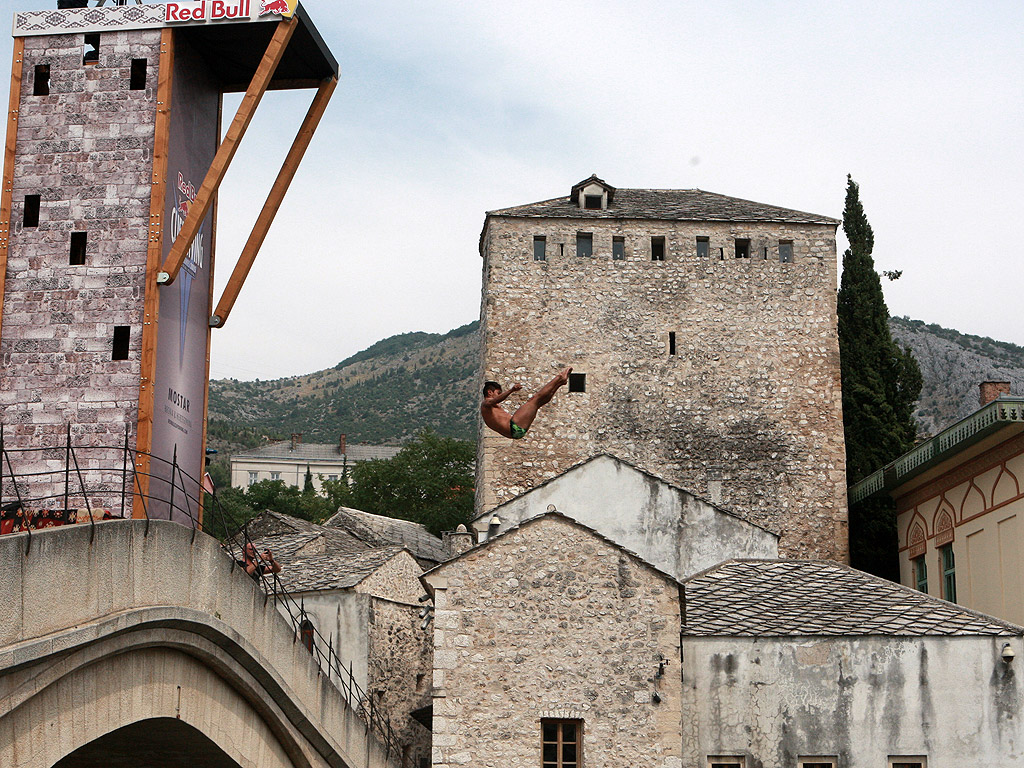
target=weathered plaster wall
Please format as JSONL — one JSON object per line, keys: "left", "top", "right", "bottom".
{"left": 681, "top": 635, "right": 1024, "bottom": 768}
{"left": 1, "top": 30, "right": 160, "bottom": 502}
{"left": 478, "top": 216, "right": 847, "bottom": 561}
{"left": 473, "top": 455, "right": 778, "bottom": 581}
{"left": 285, "top": 589, "right": 370, "bottom": 693}
{"left": 430, "top": 515, "right": 683, "bottom": 768}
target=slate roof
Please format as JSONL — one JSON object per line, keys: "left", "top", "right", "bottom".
{"left": 233, "top": 440, "right": 401, "bottom": 463}
{"left": 487, "top": 187, "right": 838, "bottom": 225}
{"left": 326, "top": 507, "right": 449, "bottom": 566}
{"left": 276, "top": 546, "right": 407, "bottom": 593}
{"left": 237, "top": 509, "right": 366, "bottom": 555}
{"left": 682, "top": 559, "right": 1023, "bottom": 637}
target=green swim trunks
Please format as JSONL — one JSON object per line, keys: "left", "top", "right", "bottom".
{"left": 510, "top": 420, "right": 528, "bottom": 440}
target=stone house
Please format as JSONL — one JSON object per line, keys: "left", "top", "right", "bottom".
{"left": 241, "top": 509, "right": 441, "bottom": 766}
{"left": 426, "top": 465, "right": 1024, "bottom": 768}
{"left": 850, "top": 382, "right": 1024, "bottom": 626}
{"left": 477, "top": 175, "right": 847, "bottom": 562}
{"left": 422, "top": 513, "right": 686, "bottom": 768}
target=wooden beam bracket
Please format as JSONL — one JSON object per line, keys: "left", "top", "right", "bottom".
{"left": 158, "top": 17, "right": 297, "bottom": 285}
{"left": 210, "top": 75, "right": 337, "bottom": 329}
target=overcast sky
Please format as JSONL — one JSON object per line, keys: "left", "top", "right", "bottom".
{"left": 4, "top": 0, "right": 1022, "bottom": 381}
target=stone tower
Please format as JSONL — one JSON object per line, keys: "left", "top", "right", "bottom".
{"left": 476, "top": 175, "right": 848, "bottom": 560}
{"left": 0, "top": 4, "right": 336, "bottom": 519}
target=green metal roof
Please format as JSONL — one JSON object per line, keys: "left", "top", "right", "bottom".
{"left": 848, "top": 397, "right": 1024, "bottom": 504}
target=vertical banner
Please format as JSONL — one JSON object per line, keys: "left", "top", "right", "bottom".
{"left": 150, "top": 35, "right": 219, "bottom": 524}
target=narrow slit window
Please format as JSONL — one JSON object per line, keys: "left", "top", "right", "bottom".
{"left": 568, "top": 373, "right": 586, "bottom": 393}
{"left": 69, "top": 231, "right": 87, "bottom": 265}
{"left": 534, "top": 235, "right": 547, "bottom": 261}
{"left": 559, "top": 243, "right": 564, "bottom": 257}
{"left": 83, "top": 33, "right": 100, "bottom": 65}
{"left": 23, "top": 195, "right": 41, "bottom": 227}
{"left": 651, "top": 236, "right": 666, "bottom": 261}
{"left": 576, "top": 232, "right": 593, "bottom": 258}
{"left": 696, "top": 236, "right": 709, "bottom": 258}
{"left": 735, "top": 238, "right": 750, "bottom": 259}
{"left": 612, "top": 236, "right": 625, "bottom": 260}
{"left": 33, "top": 64, "right": 50, "bottom": 96}
{"left": 779, "top": 240, "right": 794, "bottom": 263}
{"left": 718, "top": 247, "right": 724, "bottom": 260}
{"left": 668, "top": 331, "right": 676, "bottom": 356}
{"left": 129, "top": 58, "right": 147, "bottom": 90}
{"left": 112, "top": 326, "right": 130, "bottom": 361}
{"left": 763, "top": 246, "right": 768, "bottom": 260}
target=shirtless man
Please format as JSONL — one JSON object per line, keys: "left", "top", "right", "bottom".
{"left": 481, "top": 367, "right": 572, "bottom": 440}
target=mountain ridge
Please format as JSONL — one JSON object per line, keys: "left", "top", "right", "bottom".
{"left": 207, "top": 317, "right": 1024, "bottom": 454}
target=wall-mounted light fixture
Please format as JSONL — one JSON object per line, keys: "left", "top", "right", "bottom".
{"left": 1002, "top": 643, "right": 1015, "bottom": 664}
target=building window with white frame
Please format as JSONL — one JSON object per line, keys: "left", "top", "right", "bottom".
{"left": 889, "top": 758, "right": 926, "bottom": 768}
{"left": 270, "top": 471, "right": 281, "bottom": 481}
{"left": 247, "top": 471, "right": 258, "bottom": 486}
{"left": 708, "top": 757, "right": 745, "bottom": 768}
{"left": 798, "top": 758, "right": 837, "bottom": 768}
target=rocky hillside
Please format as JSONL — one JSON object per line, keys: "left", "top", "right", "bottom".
{"left": 889, "top": 316, "right": 1024, "bottom": 437}
{"left": 206, "top": 316, "right": 1024, "bottom": 453}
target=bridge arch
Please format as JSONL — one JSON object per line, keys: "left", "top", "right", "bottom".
{"left": 0, "top": 520, "right": 400, "bottom": 768}
{"left": 54, "top": 718, "right": 244, "bottom": 768}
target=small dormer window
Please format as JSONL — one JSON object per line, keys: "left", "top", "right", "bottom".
{"left": 569, "top": 175, "right": 615, "bottom": 211}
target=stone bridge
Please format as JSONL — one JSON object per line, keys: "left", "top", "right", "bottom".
{"left": 0, "top": 519, "right": 402, "bottom": 768}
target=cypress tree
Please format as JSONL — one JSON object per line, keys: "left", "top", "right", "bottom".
{"left": 838, "top": 175, "right": 922, "bottom": 579}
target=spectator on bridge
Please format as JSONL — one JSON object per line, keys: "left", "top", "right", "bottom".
{"left": 241, "top": 542, "right": 281, "bottom": 580}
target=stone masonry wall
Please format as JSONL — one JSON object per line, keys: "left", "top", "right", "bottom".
{"left": 478, "top": 216, "right": 847, "bottom": 560}
{"left": 1, "top": 30, "right": 160, "bottom": 507}
{"left": 368, "top": 597, "right": 433, "bottom": 765}
{"left": 355, "top": 550, "right": 428, "bottom": 604}
{"left": 430, "top": 515, "right": 683, "bottom": 768}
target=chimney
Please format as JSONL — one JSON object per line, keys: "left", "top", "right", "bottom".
{"left": 442, "top": 524, "right": 475, "bottom": 559}
{"left": 980, "top": 381, "right": 1011, "bottom": 407}
{"left": 338, "top": 433, "right": 346, "bottom": 455}
{"left": 290, "top": 433, "right": 302, "bottom": 450}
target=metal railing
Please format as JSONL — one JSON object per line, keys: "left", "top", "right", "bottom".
{"left": 848, "top": 396, "right": 1024, "bottom": 505}
{"left": 0, "top": 426, "right": 407, "bottom": 766}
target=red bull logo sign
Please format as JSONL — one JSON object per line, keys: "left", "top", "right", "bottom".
{"left": 165, "top": 0, "right": 296, "bottom": 23}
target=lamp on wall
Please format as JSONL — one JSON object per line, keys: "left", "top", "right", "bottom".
{"left": 1002, "top": 643, "right": 1015, "bottom": 664}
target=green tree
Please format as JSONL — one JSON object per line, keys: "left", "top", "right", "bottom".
{"left": 347, "top": 428, "right": 474, "bottom": 535}
{"left": 838, "top": 175, "right": 922, "bottom": 579}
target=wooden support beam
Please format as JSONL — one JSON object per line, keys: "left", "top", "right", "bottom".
{"left": 134, "top": 28, "right": 175, "bottom": 519}
{"left": 158, "top": 17, "right": 297, "bottom": 285}
{"left": 211, "top": 76, "right": 337, "bottom": 328}
{"left": 0, "top": 38, "right": 25, "bottom": 341}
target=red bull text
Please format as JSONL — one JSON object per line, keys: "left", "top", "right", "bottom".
{"left": 166, "top": 1, "right": 253, "bottom": 22}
